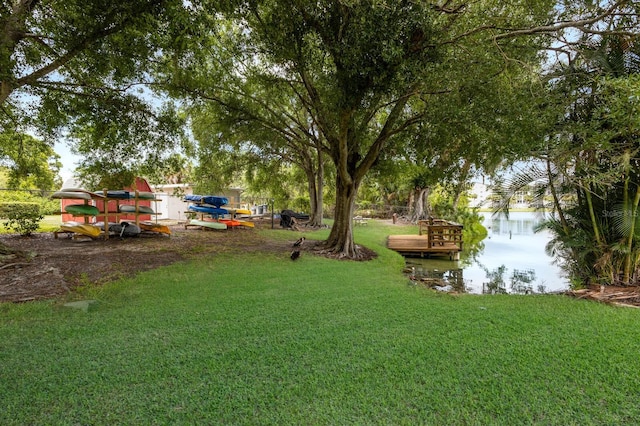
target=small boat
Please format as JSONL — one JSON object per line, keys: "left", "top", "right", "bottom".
{"left": 219, "top": 218, "right": 242, "bottom": 228}
{"left": 51, "top": 191, "right": 92, "bottom": 200}
{"left": 65, "top": 204, "right": 99, "bottom": 216}
{"left": 58, "top": 222, "right": 102, "bottom": 238}
{"left": 226, "top": 208, "right": 252, "bottom": 216}
{"left": 184, "top": 194, "right": 229, "bottom": 207}
{"left": 187, "top": 219, "right": 227, "bottom": 230}
{"left": 119, "top": 205, "right": 155, "bottom": 214}
{"left": 188, "top": 205, "right": 228, "bottom": 216}
{"left": 140, "top": 221, "right": 171, "bottom": 236}
{"left": 102, "top": 190, "right": 133, "bottom": 199}
{"left": 60, "top": 188, "right": 106, "bottom": 199}
{"left": 135, "top": 191, "right": 156, "bottom": 200}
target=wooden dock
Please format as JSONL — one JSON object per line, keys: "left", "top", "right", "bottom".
{"left": 387, "top": 219, "right": 463, "bottom": 260}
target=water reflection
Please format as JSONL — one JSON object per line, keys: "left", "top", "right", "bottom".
{"left": 405, "top": 212, "right": 569, "bottom": 294}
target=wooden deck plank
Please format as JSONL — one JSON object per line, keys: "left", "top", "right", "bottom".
{"left": 387, "top": 234, "right": 462, "bottom": 259}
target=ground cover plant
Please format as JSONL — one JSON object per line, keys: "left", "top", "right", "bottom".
{"left": 1, "top": 221, "right": 640, "bottom": 424}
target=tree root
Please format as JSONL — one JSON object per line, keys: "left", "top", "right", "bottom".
{"left": 0, "top": 262, "right": 31, "bottom": 270}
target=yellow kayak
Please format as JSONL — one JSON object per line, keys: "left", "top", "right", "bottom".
{"left": 226, "top": 208, "right": 252, "bottom": 216}
{"left": 140, "top": 222, "right": 171, "bottom": 235}
{"left": 59, "top": 222, "right": 102, "bottom": 238}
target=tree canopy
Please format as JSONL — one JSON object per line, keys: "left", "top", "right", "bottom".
{"left": 2, "top": 0, "right": 637, "bottom": 263}
{"left": 0, "top": 0, "right": 190, "bottom": 188}
{"left": 163, "top": 0, "right": 576, "bottom": 257}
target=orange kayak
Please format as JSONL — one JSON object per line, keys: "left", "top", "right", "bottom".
{"left": 140, "top": 222, "right": 171, "bottom": 235}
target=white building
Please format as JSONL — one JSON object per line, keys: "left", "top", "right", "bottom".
{"left": 150, "top": 183, "right": 245, "bottom": 221}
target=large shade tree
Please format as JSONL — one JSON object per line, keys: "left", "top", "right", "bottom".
{"left": 187, "top": 85, "right": 328, "bottom": 227}
{"left": 0, "top": 0, "right": 191, "bottom": 187}
{"left": 167, "top": 0, "right": 585, "bottom": 258}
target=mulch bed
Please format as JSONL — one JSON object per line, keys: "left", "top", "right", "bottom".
{"left": 0, "top": 220, "right": 291, "bottom": 303}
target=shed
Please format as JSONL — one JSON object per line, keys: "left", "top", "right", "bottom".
{"left": 60, "top": 177, "right": 155, "bottom": 223}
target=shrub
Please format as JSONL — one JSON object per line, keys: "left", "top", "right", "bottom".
{"left": 0, "top": 202, "right": 43, "bottom": 235}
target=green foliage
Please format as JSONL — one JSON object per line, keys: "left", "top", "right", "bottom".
{"left": 0, "top": 133, "right": 61, "bottom": 191}
{"left": 2, "top": 0, "right": 189, "bottom": 186}
{"left": 0, "top": 202, "right": 43, "bottom": 236}
{"left": 0, "top": 174, "right": 59, "bottom": 216}
{"left": 526, "top": 30, "right": 640, "bottom": 286}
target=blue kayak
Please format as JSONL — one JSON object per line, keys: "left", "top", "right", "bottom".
{"left": 104, "top": 190, "right": 133, "bottom": 199}
{"left": 188, "top": 205, "right": 228, "bottom": 216}
{"left": 184, "top": 194, "right": 229, "bottom": 207}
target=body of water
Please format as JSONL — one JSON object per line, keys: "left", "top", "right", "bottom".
{"left": 406, "top": 212, "right": 569, "bottom": 294}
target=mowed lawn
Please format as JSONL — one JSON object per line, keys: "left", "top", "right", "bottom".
{"left": 1, "top": 221, "right": 640, "bottom": 424}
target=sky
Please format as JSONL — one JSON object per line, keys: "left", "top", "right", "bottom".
{"left": 54, "top": 141, "right": 81, "bottom": 184}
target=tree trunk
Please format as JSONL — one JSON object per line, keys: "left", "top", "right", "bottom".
{"left": 451, "top": 160, "right": 471, "bottom": 212}
{"left": 324, "top": 174, "right": 360, "bottom": 258}
{"left": 584, "top": 186, "right": 603, "bottom": 246}
{"left": 546, "top": 158, "right": 570, "bottom": 235}
{"left": 306, "top": 147, "right": 324, "bottom": 227}
{"left": 623, "top": 184, "right": 640, "bottom": 284}
{"left": 410, "top": 187, "right": 431, "bottom": 223}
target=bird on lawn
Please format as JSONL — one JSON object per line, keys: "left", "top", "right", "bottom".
{"left": 293, "top": 236, "right": 305, "bottom": 247}
{"left": 290, "top": 250, "right": 301, "bottom": 261}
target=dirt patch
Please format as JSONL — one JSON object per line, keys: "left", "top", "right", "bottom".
{"left": 0, "top": 220, "right": 312, "bottom": 303}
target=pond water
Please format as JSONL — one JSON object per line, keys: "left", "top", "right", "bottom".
{"left": 405, "top": 212, "right": 570, "bottom": 294}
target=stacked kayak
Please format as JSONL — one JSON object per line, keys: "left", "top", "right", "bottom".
{"left": 119, "top": 205, "right": 155, "bottom": 214}
{"left": 218, "top": 218, "right": 242, "bottom": 228}
{"left": 139, "top": 221, "right": 172, "bottom": 235}
{"left": 187, "top": 204, "right": 228, "bottom": 217}
{"left": 65, "top": 204, "right": 100, "bottom": 216}
{"left": 57, "top": 222, "right": 102, "bottom": 239}
{"left": 184, "top": 194, "right": 229, "bottom": 207}
{"left": 187, "top": 219, "right": 227, "bottom": 230}
{"left": 185, "top": 194, "right": 229, "bottom": 230}
{"left": 185, "top": 194, "right": 255, "bottom": 230}
{"left": 225, "top": 207, "right": 252, "bottom": 216}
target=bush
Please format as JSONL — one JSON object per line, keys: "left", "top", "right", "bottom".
{"left": 0, "top": 202, "right": 43, "bottom": 235}
{"left": 0, "top": 189, "right": 59, "bottom": 215}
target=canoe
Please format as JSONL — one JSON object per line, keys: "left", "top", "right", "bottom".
{"left": 184, "top": 194, "right": 229, "bottom": 207}
{"left": 59, "top": 222, "right": 102, "bottom": 238}
{"left": 51, "top": 191, "right": 92, "bottom": 200}
{"left": 103, "top": 190, "right": 133, "bottom": 199}
{"left": 226, "top": 208, "right": 252, "bottom": 216}
{"left": 188, "top": 219, "right": 227, "bottom": 230}
{"left": 188, "top": 205, "right": 228, "bottom": 216}
{"left": 109, "top": 222, "right": 141, "bottom": 237}
{"left": 135, "top": 191, "right": 156, "bottom": 200}
{"left": 237, "top": 220, "right": 255, "bottom": 228}
{"left": 65, "top": 204, "right": 100, "bottom": 216}
{"left": 60, "top": 188, "right": 106, "bottom": 199}
{"left": 119, "top": 205, "right": 155, "bottom": 214}
{"left": 140, "top": 222, "right": 171, "bottom": 236}
{"left": 219, "top": 219, "right": 242, "bottom": 228}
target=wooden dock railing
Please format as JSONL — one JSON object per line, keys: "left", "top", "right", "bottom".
{"left": 387, "top": 218, "right": 463, "bottom": 259}
{"left": 418, "top": 219, "right": 464, "bottom": 251}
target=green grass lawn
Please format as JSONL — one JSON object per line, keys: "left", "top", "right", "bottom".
{"left": 0, "top": 215, "right": 61, "bottom": 234}
{"left": 38, "top": 214, "right": 62, "bottom": 232}
{"left": 1, "top": 221, "right": 640, "bottom": 424}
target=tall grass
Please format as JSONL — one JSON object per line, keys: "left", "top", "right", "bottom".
{"left": 1, "top": 221, "right": 639, "bottom": 424}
